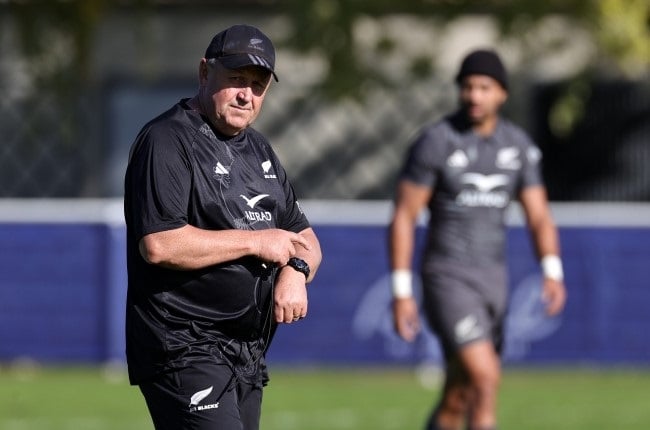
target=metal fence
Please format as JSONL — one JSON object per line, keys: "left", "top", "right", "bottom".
{"left": 3, "top": 75, "right": 648, "bottom": 200}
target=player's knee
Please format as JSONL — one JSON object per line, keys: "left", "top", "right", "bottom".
{"left": 469, "top": 367, "right": 500, "bottom": 399}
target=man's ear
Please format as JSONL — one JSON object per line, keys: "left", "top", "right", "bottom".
{"left": 500, "top": 87, "right": 508, "bottom": 105}
{"left": 198, "top": 59, "right": 209, "bottom": 85}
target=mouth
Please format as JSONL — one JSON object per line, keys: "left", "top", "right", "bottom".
{"left": 231, "top": 104, "right": 251, "bottom": 111}
{"left": 467, "top": 105, "right": 482, "bottom": 115}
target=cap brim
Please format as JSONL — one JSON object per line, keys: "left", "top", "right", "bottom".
{"left": 218, "top": 55, "right": 278, "bottom": 82}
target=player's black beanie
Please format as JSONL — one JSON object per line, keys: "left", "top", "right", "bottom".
{"left": 455, "top": 49, "right": 508, "bottom": 90}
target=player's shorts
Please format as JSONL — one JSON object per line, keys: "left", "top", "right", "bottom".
{"left": 139, "top": 362, "right": 263, "bottom": 430}
{"left": 420, "top": 260, "right": 508, "bottom": 359}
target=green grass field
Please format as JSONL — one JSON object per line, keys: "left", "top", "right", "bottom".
{"left": 0, "top": 365, "right": 649, "bottom": 429}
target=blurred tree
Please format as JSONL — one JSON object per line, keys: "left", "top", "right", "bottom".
{"left": 7, "top": 0, "right": 152, "bottom": 83}
{"left": 280, "top": 0, "right": 648, "bottom": 99}
{"left": 1, "top": 0, "right": 648, "bottom": 198}
{"left": 5, "top": 0, "right": 647, "bottom": 98}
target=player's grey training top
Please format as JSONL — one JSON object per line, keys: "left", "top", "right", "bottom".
{"left": 399, "top": 111, "right": 543, "bottom": 269}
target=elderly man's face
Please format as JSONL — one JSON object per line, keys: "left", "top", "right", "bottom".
{"left": 198, "top": 59, "right": 272, "bottom": 136}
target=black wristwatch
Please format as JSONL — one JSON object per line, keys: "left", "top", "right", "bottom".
{"left": 286, "top": 257, "right": 310, "bottom": 280}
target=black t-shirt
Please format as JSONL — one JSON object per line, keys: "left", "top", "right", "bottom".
{"left": 400, "top": 112, "right": 543, "bottom": 269}
{"left": 124, "top": 99, "right": 310, "bottom": 385}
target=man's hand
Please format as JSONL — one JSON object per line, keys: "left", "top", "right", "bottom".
{"left": 273, "top": 267, "right": 308, "bottom": 324}
{"left": 542, "top": 278, "right": 566, "bottom": 316}
{"left": 254, "top": 229, "right": 311, "bottom": 266}
{"left": 392, "top": 297, "right": 421, "bottom": 342}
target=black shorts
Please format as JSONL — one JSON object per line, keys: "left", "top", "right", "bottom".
{"left": 421, "top": 261, "right": 508, "bottom": 359}
{"left": 139, "top": 362, "right": 263, "bottom": 430}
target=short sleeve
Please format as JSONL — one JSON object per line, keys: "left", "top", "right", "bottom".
{"left": 517, "top": 134, "right": 544, "bottom": 191}
{"left": 399, "top": 126, "right": 445, "bottom": 188}
{"left": 125, "top": 125, "right": 192, "bottom": 240}
{"left": 271, "top": 151, "right": 311, "bottom": 233}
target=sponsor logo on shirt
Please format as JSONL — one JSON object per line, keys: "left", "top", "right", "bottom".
{"left": 447, "top": 149, "right": 469, "bottom": 168}
{"left": 213, "top": 160, "right": 232, "bottom": 187}
{"left": 214, "top": 162, "right": 229, "bottom": 175}
{"left": 240, "top": 194, "right": 269, "bottom": 208}
{"left": 456, "top": 173, "right": 510, "bottom": 208}
{"left": 240, "top": 194, "right": 273, "bottom": 223}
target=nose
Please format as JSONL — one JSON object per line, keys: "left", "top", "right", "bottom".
{"left": 462, "top": 87, "right": 482, "bottom": 104}
{"left": 237, "top": 86, "right": 253, "bottom": 103}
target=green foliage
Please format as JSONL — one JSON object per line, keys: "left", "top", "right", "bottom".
{"left": 279, "top": 0, "right": 649, "bottom": 99}
{"left": 6, "top": 0, "right": 646, "bottom": 98}
{"left": 9, "top": 0, "right": 109, "bottom": 82}
{"left": 591, "top": 0, "right": 650, "bottom": 77}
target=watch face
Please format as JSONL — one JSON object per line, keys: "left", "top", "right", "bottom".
{"left": 288, "top": 257, "right": 310, "bottom": 278}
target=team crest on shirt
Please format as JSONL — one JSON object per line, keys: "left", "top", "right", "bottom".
{"left": 496, "top": 147, "right": 521, "bottom": 170}
{"left": 262, "top": 160, "right": 276, "bottom": 179}
{"left": 527, "top": 146, "right": 542, "bottom": 165}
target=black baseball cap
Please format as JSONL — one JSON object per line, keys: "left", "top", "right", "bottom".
{"left": 455, "top": 49, "right": 508, "bottom": 90}
{"left": 205, "top": 24, "right": 278, "bottom": 82}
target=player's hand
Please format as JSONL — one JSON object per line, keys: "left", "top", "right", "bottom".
{"left": 273, "top": 268, "right": 308, "bottom": 324}
{"left": 254, "top": 229, "right": 311, "bottom": 266}
{"left": 542, "top": 278, "right": 566, "bottom": 316}
{"left": 392, "top": 297, "right": 421, "bottom": 342}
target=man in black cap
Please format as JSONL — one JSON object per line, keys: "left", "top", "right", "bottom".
{"left": 124, "top": 24, "right": 322, "bottom": 430}
{"left": 388, "top": 49, "right": 566, "bottom": 430}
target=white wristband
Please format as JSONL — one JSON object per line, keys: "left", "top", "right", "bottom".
{"left": 391, "top": 269, "right": 413, "bottom": 298}
{"left": 541, "top": 255, "right": 564, "bottom": 282}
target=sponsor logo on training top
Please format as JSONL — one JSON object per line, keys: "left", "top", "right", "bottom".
{"left": 241, "top": 194, "right": 273, "bottom": 222}
{"left": 456, "top": 173, "right": 510, "bottom": 208}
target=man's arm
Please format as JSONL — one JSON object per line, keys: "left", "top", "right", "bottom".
{"left": 281, "top": 227, "right": 321, "bottom": 283}
{"left": 519, "top": 185, "right": 567, "bottom": 316}
{"left": 388, "top": 180, "right": 432, "bottom": 341}
{"left": 273, "top": 227, "right": 322, "bottom": 324}
{"left": 139, "top": 225, "right": 311, "bottom": 270}
{"left": 390, "top": 181, "right": 429, "bottom": 274}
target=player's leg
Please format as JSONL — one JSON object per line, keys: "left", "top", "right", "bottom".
{"left": 139, "top": 370, "right": 185, "bottom": 430}
{"left": 421, "top": 274, "right": 474, "bottom": 430}
{"left": 454, "top": 263, "right": 506, "bottom": 430}
{"left": 426, "top": 356, "right": 471, "bottom": 430}
{"left": 237, "top": 381, "right": 264, "bottom": 430}
{"left": 139, "top": 363, "right": 243, "bottom": 430}
{"left": 458, "top": 339, "right": 500, "bottom": 430}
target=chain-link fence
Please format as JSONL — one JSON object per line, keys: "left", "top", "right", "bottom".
{"left": 0, "top": 92, "right": 96, "bottom": 197}
{"left": 2, "top": 73, "right": 649, "bottom": 200}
